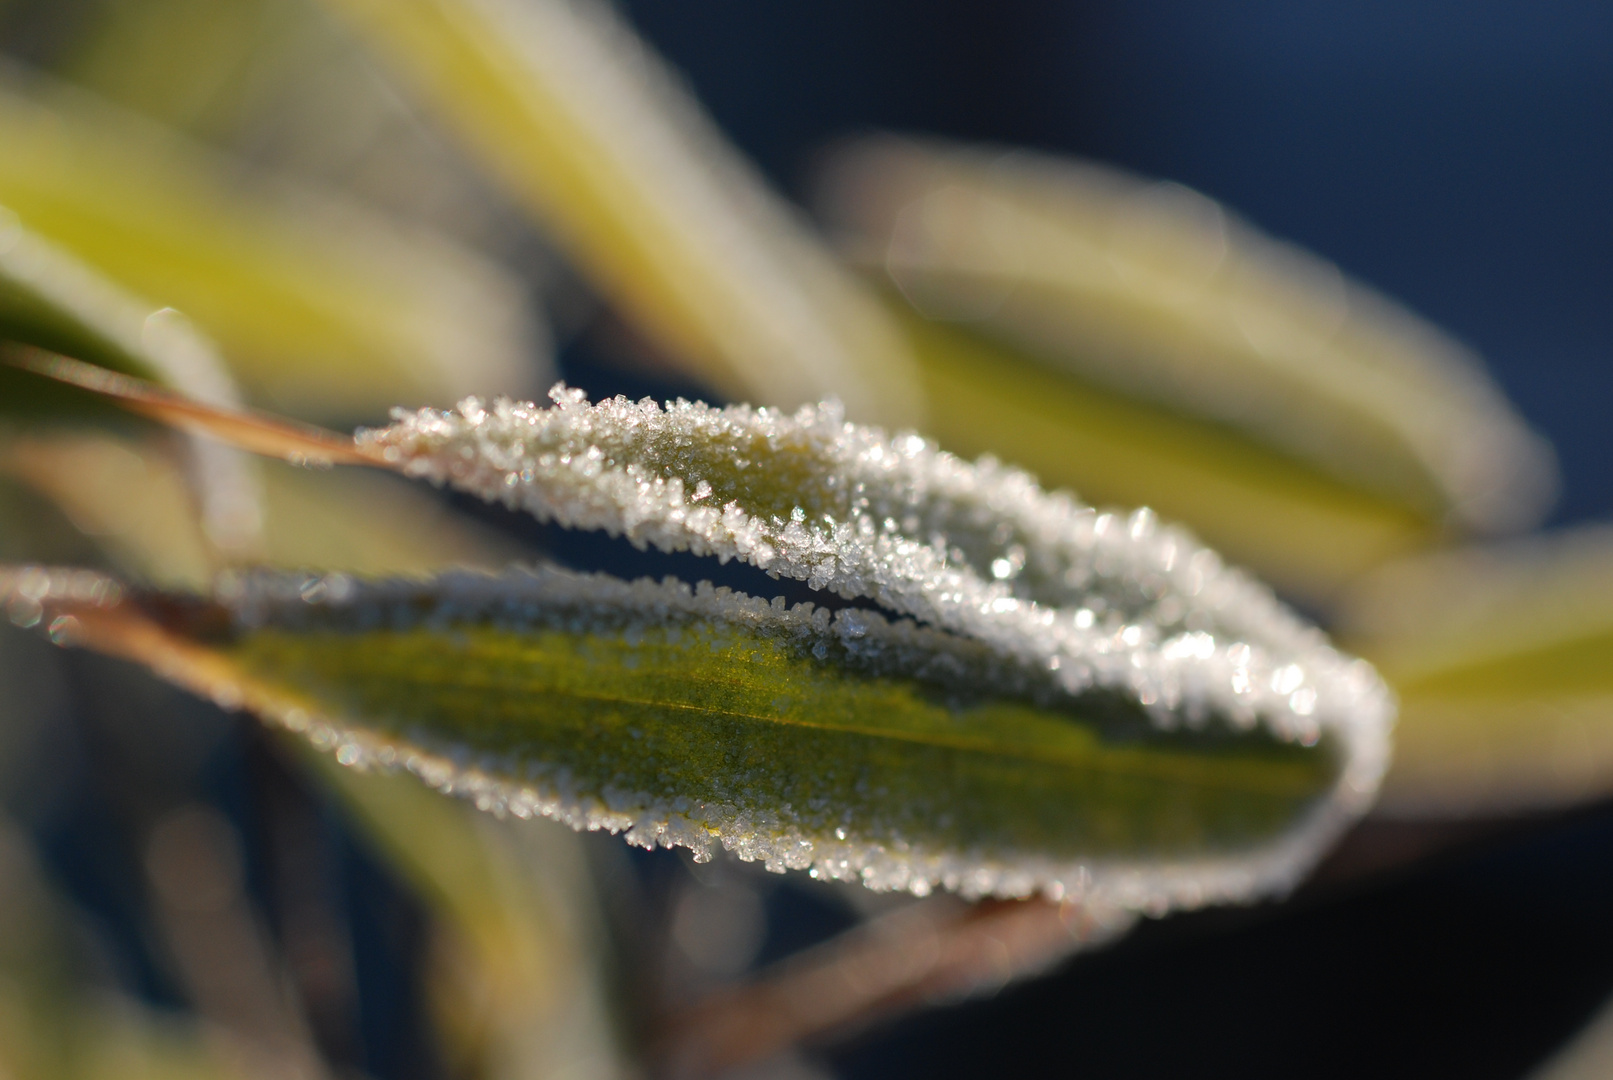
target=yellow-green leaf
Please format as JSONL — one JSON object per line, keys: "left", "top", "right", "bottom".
{"left": 816, "top": 137, "right": 1556, "bottom": 544}
{"left": 312, "top": 0, "right": 922, "bottom": 426}
{"left": 0, "top": 65, "right": 545, "bottom": 420}
{"left": 0, "top": 214, "right": 263, "bottom": 555}
{"left": 1339, "top": 527, "right": 1613, "bottom": 815}
{"left": 894, "top": 308, "right": 1437, "bottom": 601}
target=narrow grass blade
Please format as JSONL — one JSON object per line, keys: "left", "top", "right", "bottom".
{"left": 816, "top": 136, "right": 1556, "bottom": 536}
{"left": 312, "top": 0, "right": 922, "bottom": 426}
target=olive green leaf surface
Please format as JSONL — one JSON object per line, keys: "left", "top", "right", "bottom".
{"left": 4, "top": 555, "right": 1384, "bottom": 915}
{"left": 1339, "top": 527, "right": 1613, "bottom": 816}
{"left": 816, "top": 137, "right": 1558, "bottom": 597}
{"left": 310, "top": 0, "right": 922, "bottom": 427}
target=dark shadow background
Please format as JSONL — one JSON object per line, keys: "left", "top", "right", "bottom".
{"left": 598, "top": 2, "right": 1613, "bottom": 1076}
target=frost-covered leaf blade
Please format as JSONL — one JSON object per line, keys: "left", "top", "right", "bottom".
{"left": 313, "top": 0, "right": 922, "bottom": 426}
{"left": 817, "top": 136, "right": 1556, "bottom": 537}
{"left": 9, "top": 563, "right": 1373, "bottom": 909}
{"left": 344, "top": 388, "right": 1393, "bottom": 904}
{"left": 0, "top": 66, "right": 544, "bottom": 419}
{"left": 1340, "top": 528, "right": 1613, "bottom": 815}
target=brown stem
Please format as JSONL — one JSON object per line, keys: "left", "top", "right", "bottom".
{"left": 654, "top": 895, "right": 1135, "bottom": 1078}
{"left": 2, "top": 344, "right": 381, "bottom": 467}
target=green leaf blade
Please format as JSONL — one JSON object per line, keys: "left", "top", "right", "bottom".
{"left": 203, "top": 566, "right": 1357, "bottom": 905}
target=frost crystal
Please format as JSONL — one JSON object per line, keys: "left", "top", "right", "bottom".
{"left": 341, "top": 387, "right": 1395, "bottom": 908}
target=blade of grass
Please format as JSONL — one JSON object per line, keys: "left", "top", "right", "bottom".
{"left": 817, "top": 136, "right": 1556, "bottom": 536}
{"left": 312, "top": 0, "right": 922, "bottom": 426}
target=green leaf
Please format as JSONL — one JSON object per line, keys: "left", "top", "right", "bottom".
{"left": 1339, "top": 527, "right": 1613, "bottom": 816}
{"left": 0, "top": 211, "right": 265, "bottom": 557}
{"left": 1, "top": 208, "right": 220, "bottom": 417}
{"left": 816, "top": 137, "right": 1556, "bottom": 540}
{"left": 9, "top": 562, "right": 1376, "bottom": 911}
{"left": 311, "top": 0, "right": 922, "bottom": 427}
{"left": 0, "top": 65, "right": 545, "bottom": 421}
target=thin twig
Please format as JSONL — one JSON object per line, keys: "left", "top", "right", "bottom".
{"left": 2, "top": 344, "right": 380, "bottom": 467}
{"left": 654, "top": 894, "right": 1135, "bottom": 1078}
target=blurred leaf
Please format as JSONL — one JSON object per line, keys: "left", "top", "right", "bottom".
{"left": 895, "top": 308, "right": 1436, "bottom": 601}
{"left": 1339, "top": 527, "right": 1613, "bottom": 815}
{"left": 0, "top": 214, "right": 263, "bottom": 555}
{"left": 0, "top": 424, "right": 524, "bottom": 590}
{"left": 0, "top": 431, "right": 218, "bottom": 589}
{"left": 817, "top": 137, "right": 1556, "bottom": 536}
{"left": 313, "top": 0, "right": 923, "bottom": 426}
{"left": 0, "top": 64, "right": 546, "bottom": 421}
{"left": 0, "top": 208, "right": 231, "bottom": 419}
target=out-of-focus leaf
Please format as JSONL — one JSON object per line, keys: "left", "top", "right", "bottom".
{"left": 816, "top": 136, "right": 1557, "bottom": 536}
{"left": 1338, "top": 527, "right": 1613, "bottom": 815}
{"left": 0, "top": 65, "right": 545, "bottom": 420}
{"left": 1529, "top": 989, "right": 1613, "bottom": 1080}
{"left": 893, "top": 307, "right": 1436, "bottom": 601}
{"left": 57, "top": 0, "right": 521, "bottom": 250}
{"left": 0, "top": 431, "right": 218, "bottom": 589}
{"left": 0, "top": 214, "right": 263, "bottom": 554}
{"left": 0, "top": 424, "right": 523, "bottom": 590}
{"left": 1, "top": 210, "right": 235, "bottom": 418}
{"left": 312, "top": 0, "right": 923, "bottom": 427}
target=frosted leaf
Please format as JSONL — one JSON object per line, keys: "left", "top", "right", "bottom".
{"left": 4, "top": 561, "right": 1387, "bottom": 912}
{"left": 341, "top": 387, "right": 1395, "bottom": 905}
